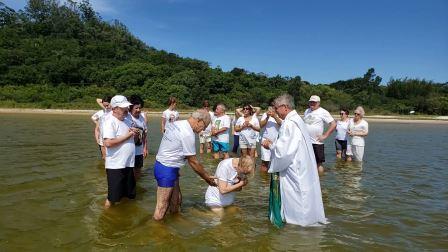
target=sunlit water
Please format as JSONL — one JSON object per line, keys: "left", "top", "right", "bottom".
{"left": 0, "top": 113, "right": 447, "bottom": 250}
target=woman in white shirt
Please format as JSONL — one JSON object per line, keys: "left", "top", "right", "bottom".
{"left": 347, "top": 106, "right": 369, "bottom": 162}
{"left": 335, "top": 108, "right": 350, "bottom": 160}
{"left": 234, "top": 105, "right": 260, "bottom": 158}
{"left": 161, "top": 96, "right": 179, "bottom": 133}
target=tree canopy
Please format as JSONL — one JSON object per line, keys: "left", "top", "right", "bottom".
{"left": 0, "top": 0, "right": 447, "bottom": 114}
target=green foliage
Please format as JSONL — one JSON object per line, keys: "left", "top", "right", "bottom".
{"left": 0, "top": 0, "right": 446, "bottom": 114}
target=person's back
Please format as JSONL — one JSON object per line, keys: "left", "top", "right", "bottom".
{"left": 205, "top": 157, "right": 254, "bottom": 209}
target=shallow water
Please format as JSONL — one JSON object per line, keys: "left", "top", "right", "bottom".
{"left": 0, "top": 113, "right": 447, "bottom": 250}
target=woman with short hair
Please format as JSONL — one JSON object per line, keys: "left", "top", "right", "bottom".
{"left": 347, "top": 106, "right": 369, "bottom": 162}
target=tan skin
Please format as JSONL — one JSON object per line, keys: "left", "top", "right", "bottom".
{"left": 259, "top": 106, "right": 282, "bottom": 172}
{"left": 153, "top": 117, "right": 217, "bottom": 220}
{"left": 234, "top": 107, "right": 260, "bottom": 158}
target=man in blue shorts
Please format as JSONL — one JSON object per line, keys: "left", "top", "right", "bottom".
{"left": 153, "top": 109, "right": 217, "bottom": 220}
{"left": 211, "top": 103, "right": 231, "bottom": 159}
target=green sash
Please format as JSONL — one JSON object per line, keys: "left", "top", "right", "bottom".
{"left": 269, "top": 172, "right": 284, "bottom": 228}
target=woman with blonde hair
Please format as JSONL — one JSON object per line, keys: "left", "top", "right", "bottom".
{"left": 347, "top": 106, "right": 369, "bottom": 162}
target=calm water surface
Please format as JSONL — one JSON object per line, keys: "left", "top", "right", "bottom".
{"left": 0, "top": 113, "right": 447, "bottom": 251}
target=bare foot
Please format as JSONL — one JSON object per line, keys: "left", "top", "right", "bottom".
{"left": 104, "top": 199, "right": 111, "bottom": 209}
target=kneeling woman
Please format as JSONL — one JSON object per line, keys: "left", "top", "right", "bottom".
{"left": 234, "top": 105, "right": 260, "bottom": 158}
{"left": 205, "top": 156, "right": 254, "bottom": 212}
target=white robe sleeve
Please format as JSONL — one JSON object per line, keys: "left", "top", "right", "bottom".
{"left": 268, "top": 121, "right": 299, "bottom": 173}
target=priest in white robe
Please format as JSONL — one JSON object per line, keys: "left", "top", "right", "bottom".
{"left": 262, "top": 94, "right": 327, "bottom": 226}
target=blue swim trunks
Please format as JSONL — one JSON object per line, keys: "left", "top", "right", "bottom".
{"left": 212, "top": 141, "right": 229, "bottom": 152}
{"left": 154, "top": 160, "right": 180, "bottom": 187}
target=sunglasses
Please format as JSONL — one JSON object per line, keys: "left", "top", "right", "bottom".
{"left": 243, "top": 107, "right": 251, "bottom": 110}
{"left": 354, "top": 113, "right": 361, "bottom": 116}
{"left": 340, "top": 113, "right": 345, "bottom": 115}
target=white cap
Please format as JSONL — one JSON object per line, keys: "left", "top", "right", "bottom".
{"left": 110, "top": 95, "right": 132, "bottom": 108}
{"left": 309, "top": 95, "right": 321, "bottom": 102}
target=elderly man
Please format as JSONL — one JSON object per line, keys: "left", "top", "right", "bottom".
{"left": 303, "top": 95, "right": 336, "bottom": 175}
{"left": 153, "top": 109, "right": 217, "bottom": 220}
{"left": 211, "top": 103, "right": 231, "bottom": 159}
{"left": 102, "top": 95, "right": 138, "bottom": 208}
{"left": 262, "top": 94, "right": 326, "bottom": 227}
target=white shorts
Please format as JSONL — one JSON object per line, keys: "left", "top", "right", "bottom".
{"left": 346, "top": 145, "right": 364, "bottom": 161}
{"left": 199, "top": 132, "right": 211, "bottom": 144}
{"left": 239, "top": 138, "right": 256, "bottom": 149}
{"left": 260, "top": 146, "right": 271, "bottom": 161}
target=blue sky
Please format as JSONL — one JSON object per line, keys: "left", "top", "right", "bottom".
{"left": 4, "top": 0, "right": 448, "bottom": 84}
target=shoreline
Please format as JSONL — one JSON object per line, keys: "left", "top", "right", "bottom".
{"left": 1, "top": 108, "right": 447, "bottom": 124}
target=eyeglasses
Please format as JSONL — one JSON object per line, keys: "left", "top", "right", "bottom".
{"left": 243, "top": 107, "right": 251, "bottom": 110}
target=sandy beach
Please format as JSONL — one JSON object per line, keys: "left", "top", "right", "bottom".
{"left": 1, "top": 108, "right": 447, "bottom": 124}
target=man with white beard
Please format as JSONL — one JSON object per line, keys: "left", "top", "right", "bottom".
{"left": 262, "top": 94, "right": 326, "bottom": 227}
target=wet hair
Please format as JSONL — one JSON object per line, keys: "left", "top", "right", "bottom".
{"left": 129, "top": 94, "right": 144, "bottom": 110}
{"left": 192, "top": 108, "right": 211, "bottom": 126}
{"left": 102, "top": 95, "right": 112, "bottom": 103}
{"left": 274, "top": 94, "right": 295, "bottom": 109}
{"left": 168, "top": 97, "right": 177, "bottom": 106}
{"left": 238, "top": 156, "right": 255, "bottom": 174}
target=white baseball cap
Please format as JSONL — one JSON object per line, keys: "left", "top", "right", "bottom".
{"left": 309, "top": 95, "right": 321, "bottom": 102}
{"left": 110, "top": 95, "right": 132, "bottom": 108}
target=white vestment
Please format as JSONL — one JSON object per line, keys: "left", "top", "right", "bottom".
{"left": 268, "top": 110, "right": 327, "bottom": 226}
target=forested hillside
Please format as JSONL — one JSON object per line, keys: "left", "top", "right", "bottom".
{"left": 1, "top": 0, "right": 447, "bottom": 114}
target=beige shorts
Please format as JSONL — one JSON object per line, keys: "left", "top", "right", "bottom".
{"left": 199, "top": 132, "right": 211, "bottom": 144}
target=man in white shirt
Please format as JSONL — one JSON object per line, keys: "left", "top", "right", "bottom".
{"left": 303, "top": 95, "right": 336, "bottom": 175}
{"left": 261, "top": 94, "right": 326, "bottom": 227}
{"left": 211, "top": 103, "right": 231, "bottom": 160}
{"left": 102, "top": 95, "right": 139, "bottom": 208}
{"left": 153, "top": 109, "right": 217, "bottom": 220}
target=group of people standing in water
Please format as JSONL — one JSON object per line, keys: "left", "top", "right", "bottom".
{"left": 91, "top": 93, "right": 368, "bottom": 227}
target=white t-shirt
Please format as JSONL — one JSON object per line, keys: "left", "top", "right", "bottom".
{"left": 212, "top": 114, "right": 231, "bottom": 143}
{"left": 102, "top": 114, "right": 135, "bottom": 169}
{"left": 156, "top": 120, "right": 196, "bottom": 168}
{"left": 348, "top": 119, "right": 368, "bottom": 146}
{"left": 202, "top": 111, "right": 214, "bottom": 134}
{"left": 91, "top": 109, "right": 105, "bottom": 122}
{"left": 260, "top": 113, "right": 281, "bottom": 142}
{"left": 236, "top": 116, "right": 260, "bottom": 144}
{"left": 303, "top": 107, "right": 335, "bottom": 144}
{"left": 162, "top": 109, "right": 179, "bottom": 128}
{"left": 335, "top": 119, "right": 350, "bottom": 141}
{"left": 131, "top": 114, "right": 147, "bottom": 155}
{"left": 232, "top": 115, "right": 240, "bottom": 136}
{"left": 205, "top": 158, "right": 239, "bottom": 207}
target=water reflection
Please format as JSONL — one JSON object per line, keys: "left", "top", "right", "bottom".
{"left": 1, "top": 114, "right": 448, "bottom": 250}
